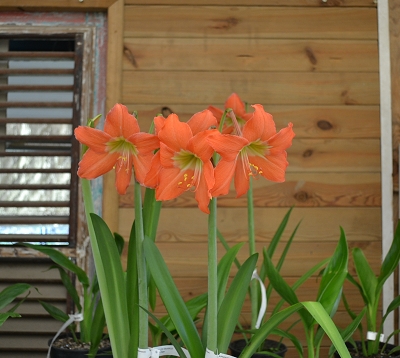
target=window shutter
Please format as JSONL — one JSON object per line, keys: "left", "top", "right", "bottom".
{"left": 0, "top": 34, "right": 83, "bottom": 247}
{"left": 0, "top": 33, "right": 84, "bottom": 357}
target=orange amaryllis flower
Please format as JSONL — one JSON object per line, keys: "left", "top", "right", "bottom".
{"left": 74, "top": 103, "right": 159, "bottom": 195}
{"left": 208, "top": 104, "right": 295, "bottom": 198}
{"left": 207, "top": 93, "right": 253, "bottom": 134}
{"left": 149, "top": 110, "right": 217, "bottom": 214}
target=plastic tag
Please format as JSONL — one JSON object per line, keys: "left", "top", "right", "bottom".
{"left": 205, "top": 348, "right": 236, "bottom": 358}
{"left": 47, "top": 313, "right": 84, "bottom": 358}
{"left": 139, "top": 345, "right": 191, "bottom": 358}
{"left": 251, "top": 269, "right": 267, "bottom": 329}
{"left": 367, "top": 331, "right": 384, "bottom": 342}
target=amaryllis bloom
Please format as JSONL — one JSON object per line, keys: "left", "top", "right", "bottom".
{"left": 207, "top": 93, "right": 253, "bottom": 134}
{"left": 74, "top": 103, "right": 159, "bottom": 195}
{"left": 208, "top": 104, "right": 295, "bottom": 198}
{"left": 147, "top": 110, "right": 217, "bottom": 214}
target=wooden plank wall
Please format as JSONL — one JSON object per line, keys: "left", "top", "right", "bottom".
{"left": 116, "top": 1, "right": 381, "bottom": 356}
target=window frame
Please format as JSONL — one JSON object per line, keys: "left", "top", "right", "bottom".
{"left": 0, "top": 26, "right": 96, "bottom": 259}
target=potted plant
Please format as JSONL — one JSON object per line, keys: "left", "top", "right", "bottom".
{"left": 336, "top": 220, "right": 400, "bottom": 358}
{"left": 23, "top": 242, "right": 113, "bottom": 358}
{"left": 0, "top": 283, "right": 31, "bottom": 327}
{"left": 256, "top": 226, "right": 362, "bottom": 358}
{"left": 73, "top": 100, "right": 352, "bottom": 358}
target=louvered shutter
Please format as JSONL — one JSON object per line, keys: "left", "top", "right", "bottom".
{"left": 0, "top": 34, "right": 84, "bottom": 357}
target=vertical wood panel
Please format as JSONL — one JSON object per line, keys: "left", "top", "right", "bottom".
{"left": 117, "top": 2, "right": 381, "bottom": 357}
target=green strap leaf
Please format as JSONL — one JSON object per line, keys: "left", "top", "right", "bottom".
{"left": 301, "top": 301, "right": 351, "bottom": 358}
{"left": 377, "top": 219, "right": 400, "bottom": 293}
{"left": 23, "top": 244, "right": 90, "bottom": 288}
{"left": 217, "top": 253, "right": 258, "bottom": 353}
{"left": 0, "top": 283, "right": 30, "bottom": 311}
{"left": 90, "top": 213, "right": 130, "bottom": 358}
{"left": 317, "top": 227, "right": 348, "bottom": 316}
{"left": 143, "top": 236, "right": 204, "bottom": 358}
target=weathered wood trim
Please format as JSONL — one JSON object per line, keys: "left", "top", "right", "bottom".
{"left": 102, "top": 0, "right": 124, "bottom": 233}
{"left": 378, "top": 0, "right": 395, "bottom": 341}
{"left": 0, "top": 0, "right": 117, "bottom": 12}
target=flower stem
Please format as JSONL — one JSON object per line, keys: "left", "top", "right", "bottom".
{"left": 134, "top": 179, "right": 148, "bottom": 349}
{"left": 207, "top": 197, "right": 218, "bottom": 353}
{"left": 247, "top": 178, "right": 258, "bottom": 331}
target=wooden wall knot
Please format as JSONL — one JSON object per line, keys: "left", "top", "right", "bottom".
{"left": 161, "top": 106, "right": 173, "bottom": 117}
{"left": 294, "top": 190, "right": 309, "bottom": 202}
{"left": 317, "top": 119, "right": 333, "bottom": 130}
{"left": 303, "top": 149, "right": 314, "bottom": 158}
{"left": 320, "top": 0, "right": 344, "bottom": 6}
{"left": 304, "top": 46, "right": 317, "bottom": 66}
{"left": 123, "top": 45, "right": 138, "bottom": 68}
{"left": 210, "top": 17, "right": 239, "bottom": 30}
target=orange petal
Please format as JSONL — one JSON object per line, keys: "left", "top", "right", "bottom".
{"left": 243, "top": 104, "right": 276, "bottom": 143}
{"left": 250, "top": 153, "right": 288, "bottom": 183}
{"left": 187, "top": 130, "right": 216, "bottom": 162}
{"left": 159, "top": 142, "right": 176, "bottom": 168}
{"left": 104, "top": 103, "right": 140, "bottom": 138}
{"left": 153, "top": 116, "right": 166, "bottom": 134}
{"left": 187, "top": 109, "right": 217, "bottom": 135}
{"left": 207, "top": 133, "right": 248, "bottom": 162}
{"left": 77, "top": 150, "right": 119, "bottom": 179}
{"left": 211, "top": 159, "right": 237, "bottom": 197}
{"left": 195, "top": 168, "right": 213, "bottom": 214}
{"left": 268, "top": 123, "right": 295, "bottom": 153}
{"left": 158, "top": 113, "right": 192, "bottom": 152}
{"left": 74, "top": 126, "right": 110, "bottom": 152}
{"left": 144, "top": 151, "right": 161, "bottom": 188}
{"left": 132, "top": 152, "right": 155, "bottom": 185}
{"left": 234, "top": 155, "right": 250, "bottom": 197}
{"left": 225, "top": 93, "right": 246, "bottom": 117}
{"left": 207, "top": 105, "right": 224, "bottom": 121}
{"left": 155, "top": 167, "right": 187, "bottom": 201}
{"left": 114, "top": 156, "right": 133, "bottom": 195}
{"left": 128, "top": 132, "right": 159, "bottom": 155}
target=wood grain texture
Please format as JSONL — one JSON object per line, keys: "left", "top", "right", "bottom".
{"left": 127, "top": 104, "right": 380, "bottom": 139}
{"left": 103, "top": 0, "right": 124, "bottom": 233}
{"left": 121, "top": 173, "right": 381, "bottom": 208}
{"left": 125, "top": 0, "right": 375, "bottom": 6}
{"left": 123, "top": 38, "right": 379, "bottom": 72}
{"left": 121, "top": 240, "right": 381, "bottom": 277}
{"left": 119, "top": 207, "right": 381, "bottom": 244}
{"left": 122, "top": 71, "right": 379, "bottom": 105}
{"left": 124, "top": 6, "right": 378, "bottom": 40}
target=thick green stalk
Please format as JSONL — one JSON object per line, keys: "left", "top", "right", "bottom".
{"left": 306, "top": 328, "right": 315, "bottom": 358}
{"left": 207, "top": 197, "right": 218, "bottom": 353}
{"left": 134, "top": 180, "right": 148, "bottom": 349}
{"left": 247, "top": 179, "right": 258, "bottom": 330}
